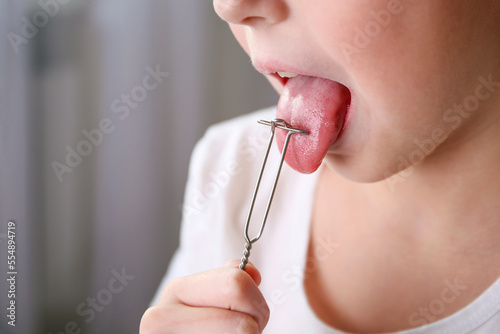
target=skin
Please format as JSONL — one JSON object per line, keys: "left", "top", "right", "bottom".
{"left": 140, "top": 260, "right": 269, "bottom": 333}
{"left": 141, "top": 1, "right": 500, "bottom": 333}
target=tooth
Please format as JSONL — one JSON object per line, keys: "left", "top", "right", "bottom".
{"left": 277, "top": 71, "right": 298, "bottom": 78}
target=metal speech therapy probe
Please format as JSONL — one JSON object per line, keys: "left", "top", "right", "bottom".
{"left": 239, "top": 119, "right": 308, "bottom": 271}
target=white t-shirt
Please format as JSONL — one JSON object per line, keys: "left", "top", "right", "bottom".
{"left": 153, "top": 107, "right": 500, "bottom": 333}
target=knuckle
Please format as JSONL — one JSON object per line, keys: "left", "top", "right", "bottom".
{"left": 140, "top": 305, "right": 178, "bottom": 334}
{"left": 166, "top": 276, "right": 182, "bottom": 292}
{"left": 249, "top": 296, "right": 270, "bottom": 330}
{"left": 236, "top": 314, "right": 260, "bottom": 334}
{"left": 224, "top": 269, "right": 252, "bottom": 301}
{"left": 140, "top": 307, "right": 163, "bottom": 334}
{"left": 259, "top": 301, "right": 270, "bottom": 325}
{"left": 161, "top": 276, "right": 186, "bottom": 302}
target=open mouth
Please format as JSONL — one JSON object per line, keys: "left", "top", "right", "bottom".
{"left": 267, "top": 71, "right": 352, "bottom": 174}
{"left": 269, "top": 71, "right": 299, "bottom": 86}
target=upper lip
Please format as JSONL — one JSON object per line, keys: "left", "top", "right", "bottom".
{"left": 253, "top": 60, "right": 313, "bottom": 86}
{"left": 253, "top": 59, "right": 311, "bottom": 81}
{"left": 252, "top": 58, "right": 348, "bottom": 88}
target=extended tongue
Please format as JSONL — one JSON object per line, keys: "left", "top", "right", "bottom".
{"left": 276, "top": 75, "right": 350, "bottom": 174}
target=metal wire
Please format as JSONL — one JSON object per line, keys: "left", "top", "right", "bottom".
{"left": 239, "top": 119, "right": 308, "bottom": 270}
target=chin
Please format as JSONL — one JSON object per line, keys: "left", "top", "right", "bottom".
{"left": 323, "top": 155, "right": 401, "bottom": 184}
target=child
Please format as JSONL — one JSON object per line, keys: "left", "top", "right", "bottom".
{"left": 141, "top": 0, "right": 500, "bottom": 333}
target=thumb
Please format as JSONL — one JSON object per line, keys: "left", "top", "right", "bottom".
{"left": 225, "top": 259, "right": 262, "bottom": 286}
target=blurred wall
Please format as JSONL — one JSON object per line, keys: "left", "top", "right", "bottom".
{"left": 0, "top": 1, "right": 277, "bottom": 333}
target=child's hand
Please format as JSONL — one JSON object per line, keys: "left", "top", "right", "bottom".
{"left": 140, "top": 260, "right": 270, "bottom": 334}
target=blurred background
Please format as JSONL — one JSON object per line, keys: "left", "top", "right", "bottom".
{"left": 0, "top": 1, "right": 277, "bottom": 333}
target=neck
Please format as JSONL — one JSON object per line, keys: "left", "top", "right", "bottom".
{"left": 379, "top": 111, "right": 500, "bottom": 240}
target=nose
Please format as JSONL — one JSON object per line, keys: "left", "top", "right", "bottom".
{"left": 214, "top": 0, "right": 288, "bottom": 26}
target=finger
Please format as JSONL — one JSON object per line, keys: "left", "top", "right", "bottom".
{"left": 224, "top": 259, "right": 262, "bottom": 286}
{"left": 141, "top": 304, "right": 260, "bottom": 334}
{"left": 163, "top": 267, "right": 269, "bottom": 332}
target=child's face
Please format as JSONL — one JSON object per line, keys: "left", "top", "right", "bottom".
{"left": 215, "top": 0, "right": 500, "bottom": 182}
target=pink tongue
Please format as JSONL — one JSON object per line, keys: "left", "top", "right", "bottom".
{"left": 276, "top": 75, "right": 350, "bottom": 174}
